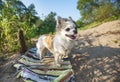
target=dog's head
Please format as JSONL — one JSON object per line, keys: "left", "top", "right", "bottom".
{"left": 56, "top": 16, "right": 77, "bottom": 40}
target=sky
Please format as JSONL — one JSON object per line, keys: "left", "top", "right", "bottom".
{"left": 20, "top": 0, "right": 81, "bottom": 21}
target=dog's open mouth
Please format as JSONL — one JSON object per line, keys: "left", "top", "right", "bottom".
{"left": 65, "top": 34, "right": 76, "bottom": 39}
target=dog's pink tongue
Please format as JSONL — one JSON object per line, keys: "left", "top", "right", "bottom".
{"left": 71, "top": 35, "right": 76, "bottom": 39}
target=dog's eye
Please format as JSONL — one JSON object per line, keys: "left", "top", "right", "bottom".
{"left": 66, "top": 28, "right": 70, "bottom": 31}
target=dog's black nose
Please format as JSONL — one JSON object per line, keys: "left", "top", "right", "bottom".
{"left": 73, "top": 30, "right": 77, "bottom": 34}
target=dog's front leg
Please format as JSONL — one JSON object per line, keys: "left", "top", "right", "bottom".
{"left": 54, "top": 53, "right": 61, "bottom": 67}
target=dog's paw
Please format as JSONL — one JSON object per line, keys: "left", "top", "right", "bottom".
{"left": 56, "top": 63, "right": 61, "bottom": 67}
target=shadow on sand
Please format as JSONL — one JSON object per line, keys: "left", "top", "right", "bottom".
{"left": 69, "top": 45, "right": 120, "bottom": 82}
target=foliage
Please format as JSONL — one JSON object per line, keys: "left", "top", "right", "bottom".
{"left": 37, "top": 12, "right": 56, "bottom": 35}
{"left": 0, "top": 0, "right": 38, "bottom": 53}
{"left": 0, "top": 0, "right": 56, "bottom": 54}
{"left": 77, "top": 0, "right": 120, "bottom": 28}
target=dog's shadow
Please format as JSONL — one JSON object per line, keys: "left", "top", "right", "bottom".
{"left": 69, "top": 41, "right": 120, "bottom": 82}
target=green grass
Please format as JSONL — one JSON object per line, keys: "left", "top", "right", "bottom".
{"left": 78, "top": 16, "right": 120, "bottom": 30}
{"left": 78, "top": 21, "right": 102, "bottom": 30}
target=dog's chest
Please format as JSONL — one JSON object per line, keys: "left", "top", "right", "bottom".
{"left": 53, "top": 36, "right": 73, "bottom": 54}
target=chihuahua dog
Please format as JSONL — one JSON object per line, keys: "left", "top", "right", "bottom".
{"left": 36, "top": 16, "right": 77, "bottom": 66}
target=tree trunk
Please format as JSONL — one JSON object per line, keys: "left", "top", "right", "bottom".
{"left": 18, "top": 29, "right": 27, "bottom": 54}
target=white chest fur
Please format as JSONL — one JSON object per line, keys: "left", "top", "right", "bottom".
{"left": 53, "top": 34, "right": 74, "bottom": 55}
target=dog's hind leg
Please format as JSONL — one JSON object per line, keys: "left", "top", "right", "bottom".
{"left": 37, "top": 47, "right": 47, "bottom": 60}
{"left": 36, "top": 43, "right": 45, "bottom": 60}
{"left": 36, "top": 48, "right": 42, "bottom": 60}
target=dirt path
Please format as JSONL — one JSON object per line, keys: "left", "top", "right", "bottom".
{"left": 0, "top": 53, "right": 23, "bottom": 82}
{"left": 70, "top": 20, "right": 120, "bottom": 82}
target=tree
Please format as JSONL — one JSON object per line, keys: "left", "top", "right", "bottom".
{"left": 77, "top": 0, "right": 120, "bottom": 24}
{"left": 0, "top": 0, "right": 39, "bottom": 52}
{"left": 0, "top": 0, "right": 56, "bottom": 54}
{"left": 37, "top": 12, "right": 56, "bottom": 34}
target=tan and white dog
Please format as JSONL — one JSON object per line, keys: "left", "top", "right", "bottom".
{"left": 36, "top": 16, "right": 77, "bottom": 66}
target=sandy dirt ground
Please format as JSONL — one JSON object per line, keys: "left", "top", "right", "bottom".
{"left": 0, "top": 20, "right": 120, "bottom": 82}
{"left": 70, "top": 20, "right": 120, "bottom": 82}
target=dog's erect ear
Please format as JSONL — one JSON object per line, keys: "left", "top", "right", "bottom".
{"left": 56, "top": 16, "right": 63, "bottom": 31}
{"left": 69, "top": 16, "right": 77, "bottom": 27}
{"left": 56, "top": 16, "right": 62, "bottom": 26}
{"left": 69, "top": 16, "right": 73, "bottom": 21}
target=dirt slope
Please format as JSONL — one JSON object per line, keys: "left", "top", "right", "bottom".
{"left": 70, "top": 20, "right": 120, "bottom": 82}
